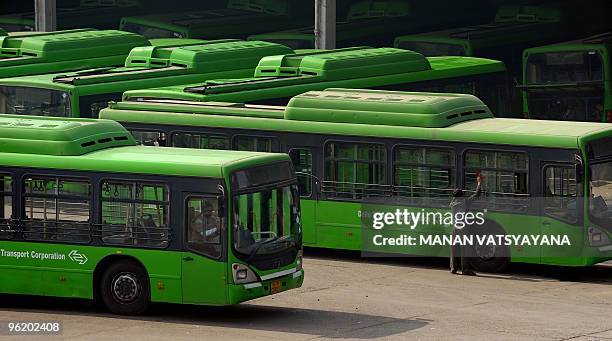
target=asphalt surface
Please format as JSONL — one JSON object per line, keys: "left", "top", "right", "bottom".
{"left": 0, "top": 251, "right": 611, "bottom": 340}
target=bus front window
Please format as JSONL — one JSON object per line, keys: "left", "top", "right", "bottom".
{"left": 232, "top": 184, "right": 300, "bottom": 259}
{"left": 590, "top": 161, "right": 612, "bottom": 227}
{"left": 525, "top": 51, "right": 605, "bottom": 122}
{"left": 0, "top": 86, "right": 71, "bottom": 117}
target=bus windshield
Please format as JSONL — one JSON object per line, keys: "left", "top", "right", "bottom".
{"left": 526, "top": 51, "right": 604, "bottom": 84}
{"left": 0, "top": 86, "right": 71, "bottom": 117}
{"left": 396, "top": 41, "right": 466, "bottom": 57}
{"left": 590, "top": 161, "right": 612, "bottom": 227}
{"left": 231, "top": 163, "right": 300, "bottom": 259}
{"left": 527, "top": 91, "right": 605, "bottom": 122}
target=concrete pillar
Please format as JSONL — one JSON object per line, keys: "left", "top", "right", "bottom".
{"left": 35, "top": 0, "right": 57, "bottom": 32}
{"left": 314, "top": 0, "right": 336, "bottom": 50}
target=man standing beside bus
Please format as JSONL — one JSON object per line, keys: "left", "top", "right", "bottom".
{"left": 450, "top": 174, "right": 484, "bottom": 276}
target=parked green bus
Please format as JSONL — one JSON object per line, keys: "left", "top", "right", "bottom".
{"left": 248, "top": 0, "right": 491, "bottom": 50}
{"left": 0, "top": 114, "right": 303, "bottom": 315}
{"left": 122, "top": 47, "right": 511, "bottom": 116}
{"left": 0, "top": 0, "right": 144, "bottom": 32}
{"left": 100, "top": 88, "right": 612, "bottom": 271}
{"left": 520, "top": 32, "right": 612, "bottom": 123}
{"left": 0, "top": 29, "right": 151, "bottom": 78}
{"left": 120, "top": 0, "right": 311, "bottom": 39}
{"left": 0, "top": 40, "right": 292, "bottom": 118}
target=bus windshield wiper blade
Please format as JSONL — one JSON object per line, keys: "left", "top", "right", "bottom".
{"left": 247, "top": 237, "right": 278, "bottom": 261}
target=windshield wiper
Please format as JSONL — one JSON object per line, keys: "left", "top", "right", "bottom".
{"left": 247, "top": 237, "right": 278, "bottom": 261}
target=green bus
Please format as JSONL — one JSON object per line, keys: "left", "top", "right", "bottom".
{"left": 520, "top": 32, "right": 612, "bottom": 123}
{"left": 0, "top": 40, "right": 292, "bottom": 118}
{"left": 247, "top": 0, "right": 491, "bottom": 50}
{"left": 0, "top": 114, "right": 304, "bottom": 315}
{"left": 0, "top": 0, "right": 144, "bottom": 32}
{"left": 100, "top": 88, "right": 612, "bottom": 271}
{"left": 122, "top": 47, "right": 511, "bottom": 116}
{"left": 120, "top": 0, "right": 311, "bottom": 39}
{"left": 0, "top": 29, "right": 151, "bottom": 78}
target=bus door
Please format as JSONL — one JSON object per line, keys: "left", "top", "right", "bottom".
{"left": 540, "top": 163, "right": 584, "bottom": 265}
{"left": 289, "top": 148, "right": 317, "bottom": 245}
{"left": 181, "top": 194, "right": 227, "bottom": 305}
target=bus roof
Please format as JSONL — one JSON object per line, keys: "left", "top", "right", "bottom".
{"left": 523, "top": 32, "right": 612, "bottom": 55}
{"left": 394, "top": 4, "right": 563, "bottom": 52}
{"left": 0, "top": 29, "right": 150, "bottom": 78}
{"left": 0, "top": 114, "right": 288, "bottom": 178}
{"left": 121, "top": 48, "right": 505, "bottom": 101}
{"left": 102, "top": 88, "right": 612, "bottom": 150}
{"left": 0, "top": 40, "right": 293, "bottom": 92}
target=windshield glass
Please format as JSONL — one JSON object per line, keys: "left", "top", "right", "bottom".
{"left": 232, "top": 183, "right": 300, "bottom": 258}
{"left": 121, "top": 23, "right": 183, "bottom": 39}
{"left": 590, "top": 161, "right": 612, "bottom": 227}
{"left": 0, "top": 86, "right": 71, "bottom": 117}
{"left": 526, "top": 51, "right": 604, "bottom": 84}
{"left": 527, "top": 90, "right": 604, "bottom": 122}
{"left": 0, "top": 23, "right": 34, "bottom": 32}
{"left": 396, "top": 41, "right": 466, "bottom": 57}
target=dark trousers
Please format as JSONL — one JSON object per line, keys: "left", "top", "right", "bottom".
{"left": 450, "top": 226, "right": 472, "bottom": 273}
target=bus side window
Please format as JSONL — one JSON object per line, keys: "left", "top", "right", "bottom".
{"left": 232, "top": 135, "right": 280, "bottom": 152}
{"left": 543, "top": 166, "right": 577, "bottom": 223}
{"left": 464, "top": 150, "right": 529, "bottom": 212}
{"left": 324, "top": 141, "right": 387, "bottom": 199}
{"left": 23, "top": 176, "right": 91, "bottom": 243}
{"left": 0, "top": 174, "right": 14, "bottom": 240}
{"left": 289, "top": 149, "right": 313, "bottom": 197}
{"left": 100, "top": 181, "right": 170, "bottom": 248}
{"left": 393, "top": 146, "right": 456, "bottom": 206}
{"left": 131, "top": 130, "right": 167, "bottom": 146}
{"left": 171, "top": 132, "right": 229, "bottom": 150}
{"left": 186, "top": 197, "right": 222, "bottom": 259}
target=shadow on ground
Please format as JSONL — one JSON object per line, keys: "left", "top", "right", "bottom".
{"left": 304, "top": 247, "right": 612, "bottom": 285}
{"left": 0, "top": 295, "right": 428, "bottom": 339}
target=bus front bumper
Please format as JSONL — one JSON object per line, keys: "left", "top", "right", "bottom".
{"left": 228, "top": 269, "right": 304, "bottom": 304}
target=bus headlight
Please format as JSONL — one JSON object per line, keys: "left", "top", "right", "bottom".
{"left": 296, "top": 249, "right": 303, "bottom": 271}
{"left": 232, "top": 263, "right": 258, "bottom": 284}
{"left": 589, "top": 227, "right": 611, "bottom": 247}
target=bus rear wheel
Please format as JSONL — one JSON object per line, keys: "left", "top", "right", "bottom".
{"left": 100, "top": 261, "right": 150, "bottom": 315}
{"left": 470, "top": 223, "right": 510, "bottom": 273}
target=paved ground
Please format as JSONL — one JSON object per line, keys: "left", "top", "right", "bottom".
{"left": 1, "top": 252, "right": 611, "bottom": 340}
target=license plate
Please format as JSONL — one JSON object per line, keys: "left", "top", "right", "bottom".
{"left": 270, "top": 280, "right": 282, "bottom": 294}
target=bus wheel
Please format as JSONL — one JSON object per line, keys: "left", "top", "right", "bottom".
{"left": 470, "top": 223, "right": 510, "bottom": 273}
{"left": 100, "top": 261, "right": 150, "bottom": 315}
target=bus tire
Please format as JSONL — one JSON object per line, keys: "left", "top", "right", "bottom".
{"left": 470, "top": 222, "right": 509, "bottom": 273}
{"left": 100, "top": 260, "right": 150, "bottom": 315}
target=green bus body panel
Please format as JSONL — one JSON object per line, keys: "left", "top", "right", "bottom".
{"left": 521, "top": 33, "right": 612, "bottom": 120}
{"left": 284, "top": 89, "right": 494, "bottom": 128}
{"left": 121, "top": 48, "right": 506, "bottom": 103}
{"left": 0, "top": 40, "right": 293, "bottom": 117}
{"left": 0, "top": 29, "right": 150, "bottom": 78}
{"left": 104, "top": 89, "right": 612, "bottom": 150}
{"left": 0, "top": 1, "right": 143, "bottom": 32}
{"left": 394, "top": 3, "right": 564, "bottom": 56}
{"left": 0, "top": 241, "right": 304, "bottom": 304}
{"left": 119, "top": 1, "right": 311, "bottom": 39}
{"left": 0, "top": 114, "right": 135, "bottom": 155}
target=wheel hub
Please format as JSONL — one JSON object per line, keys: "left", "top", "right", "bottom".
{"left": 112, "top": 273, "right": 140, "bottom": 303}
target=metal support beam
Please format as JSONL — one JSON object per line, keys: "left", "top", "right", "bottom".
{"left": 314, "top": 0, "right": 336, "bottom": 50}
{"left": 35, "top": 0, "right": 57, "bottom": 32}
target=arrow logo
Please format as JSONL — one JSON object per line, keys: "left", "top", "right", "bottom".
{"left": 69, "top": 250, "right": 88, "bottom": 265}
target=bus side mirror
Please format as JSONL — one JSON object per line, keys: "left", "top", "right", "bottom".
{"left": 575, "top": 155, "right": 584, "bottom": 184}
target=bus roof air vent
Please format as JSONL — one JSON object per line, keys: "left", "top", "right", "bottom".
{"left": 284, "top": 89, "right": 493, "bottom": 128}
{"left": 254, "top": 47, "right": 431, "bottom": 81}
{"left": 0, "top": 115, "right": 135, "bottom": 156}
{"left": 0, "top": 29, "right": 148, "bottom": 62}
